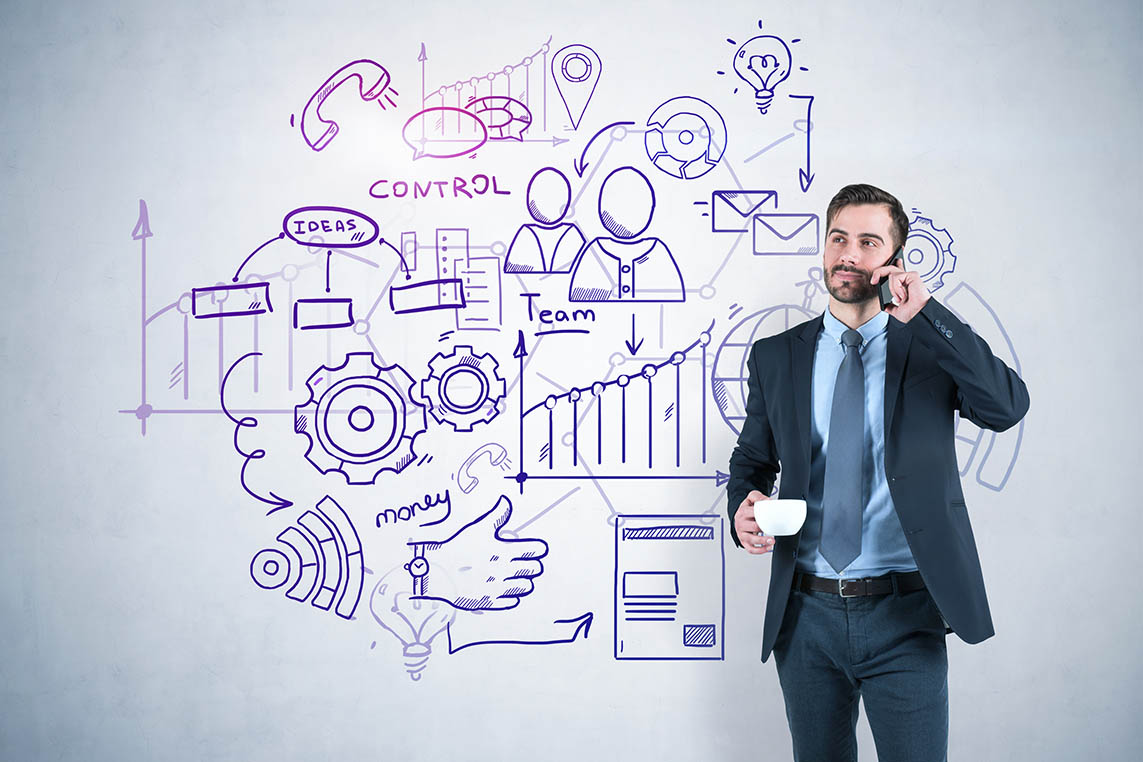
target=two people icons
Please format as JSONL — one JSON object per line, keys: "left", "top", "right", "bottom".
{"left": 504, "top": 166, "right": 685, "bottom": 302}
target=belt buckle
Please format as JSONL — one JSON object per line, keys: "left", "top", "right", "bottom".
{"left": 838, "top": 578, "right": 858, "bottom": 598}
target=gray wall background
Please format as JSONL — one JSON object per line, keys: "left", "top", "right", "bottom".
{"left": 1, "top": 0, "right": 1140, "bottom": 759}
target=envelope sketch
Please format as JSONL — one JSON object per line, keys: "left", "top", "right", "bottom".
{"left": 753, "top": 213, "right": 820, "bottom": 256}
{"left": 710, "top": 190, "right": 778, "bottom": 233}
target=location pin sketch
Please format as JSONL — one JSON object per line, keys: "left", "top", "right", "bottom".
{"left": 551, "top": 44, "right": 602, "bottom": 130}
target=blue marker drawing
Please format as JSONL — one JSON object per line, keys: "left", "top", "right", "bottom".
{"left": 709, "top": 190, "right": 778, "bottom": 233}
{"left": 504, "top": 167, "right": 585, "bottom": 274}
{"left": 370, "top": 566, "right": 456, "bottom": 682}
{"left": 515, "top": 321, "right": 717, "bottom": 482}
{"left": 945, "top": 281, "right": 1024, "bottom": 491}
{"left": 421, "top": 345, "right": 506, "bottom": 432}
{"left": 904, "top": 211, "right": 957, "bottom": 292}
{"left": 614, "top": 515, "right": 725, "bottom": 660}
{"left": 251, "top": 496, "right": 364, "bottom": 621}
{"left": 443, "top": 612, "right": 593, "bottom": 654}
{"left": 753, "top": 212, "right": 820, "bottom": 256}
{"left": 644, "top": 96, "right": 727, "bottom": 180}
{"left": 787, "top": 94, "right": 815, "bottom": 190}
{"left": 568, "top": 166, "right": 685, "bottom": 303}
{"left": 294, "top": 353, "right": 427, "bottom": 484}
{"left": 407, "top": 495, "right": 548, "bottom": 612}
{"left": 711, "top": 303, "right": 816, "bottom": 436}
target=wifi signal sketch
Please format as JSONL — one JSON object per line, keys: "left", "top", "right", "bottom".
{"left": 250, "top": 495, "right": 365, "bottom": 620}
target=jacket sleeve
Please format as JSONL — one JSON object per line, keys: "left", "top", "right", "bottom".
{"left": 906, "top": 298, "right": 1030, "bottom": 432}
{"left": 726, "top": 342, "right": 780, "bottom": 547}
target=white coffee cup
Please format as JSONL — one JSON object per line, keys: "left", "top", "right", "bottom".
{"left": 756, "top": 499, "right": 807, "bottom": 536}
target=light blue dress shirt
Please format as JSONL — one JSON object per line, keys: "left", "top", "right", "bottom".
{"left": 796, "top": 308, "right": 919, "bottom": 578}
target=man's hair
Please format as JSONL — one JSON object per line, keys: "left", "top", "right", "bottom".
{"left": 825, "top": 184, "right": 909, "bottom": 251}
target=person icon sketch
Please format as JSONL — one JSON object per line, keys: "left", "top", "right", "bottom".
{"left": 503, "top": 167, "right": 585, "bottom": 274}
{"left": 568, "top": 166, "right": 685, "bottom": 302}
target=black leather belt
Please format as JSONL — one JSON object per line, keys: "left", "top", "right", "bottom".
{"left": 794, "top": 570, "right": 926, "bottom": 598}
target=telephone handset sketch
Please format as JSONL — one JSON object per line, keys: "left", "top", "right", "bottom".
{"left": 456, "top": 443, "right": 510, "bottom": 494}
{"left": 301, "top": 59, "right": 395, "bottom": 152}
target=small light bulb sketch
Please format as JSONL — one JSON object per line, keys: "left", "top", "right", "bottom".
{"left": 733, "top": 35, "right": 792, "bottom": 115}
{"left": 369, "top": 567, "right": 455, "bottom": 682}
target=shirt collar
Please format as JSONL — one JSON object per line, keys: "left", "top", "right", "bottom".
{"left": 821, "top": 307, "right": 889, "bottom": 347}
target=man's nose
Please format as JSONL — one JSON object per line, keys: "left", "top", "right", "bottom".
{"left": 837, "top": 244, "right": 861, "bottom": 265}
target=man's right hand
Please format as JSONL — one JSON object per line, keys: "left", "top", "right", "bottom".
{"left": 735, "top": 490, "right": 776, "bottom": 555}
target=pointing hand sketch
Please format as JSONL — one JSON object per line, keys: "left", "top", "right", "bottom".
{"left": 408, "top": 495, "right": 548, "bottom": 612}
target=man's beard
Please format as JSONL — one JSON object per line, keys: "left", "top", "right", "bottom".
{"left": 826, "top": 265, "right": 876, "bottom": 304}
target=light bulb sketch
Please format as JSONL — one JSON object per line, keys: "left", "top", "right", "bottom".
{"left": 733, "top": 35, "right": 792, "bottom": 114}
{"left": 370, "top": 567, "right": 455, "bottom": 681}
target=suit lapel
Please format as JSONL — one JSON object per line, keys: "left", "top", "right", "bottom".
{"left": 884, "top": 316, "right": 911, "bottom": 436}
{"left": 792, "top": 316, "right": 823, "bottom": 476}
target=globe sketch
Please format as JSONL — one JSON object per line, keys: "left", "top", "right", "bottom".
{"left": 711, "top": 304, "right": 815, "bottom": 435}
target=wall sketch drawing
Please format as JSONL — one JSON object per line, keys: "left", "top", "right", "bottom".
{"left": 568, "top": 167, "right": 685, "bottom": 302}
{"left": 504, "top": 167, "right": 586, "bottom": 274}
{"left": 614, "top": 515, "right": 725, "bottom": 660}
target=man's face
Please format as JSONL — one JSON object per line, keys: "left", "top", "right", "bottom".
{"left": 823, "top": 203, "right": 897, "bottom": 304}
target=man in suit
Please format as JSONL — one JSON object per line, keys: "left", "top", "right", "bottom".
{"left": 727, "top": 184, "right": 1029, "bottom": 760}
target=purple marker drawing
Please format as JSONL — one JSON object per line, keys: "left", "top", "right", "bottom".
{"left": 293, "top": 298, "right": 354, "bottom": 331}
{"left": 282, "top": 206, "right": 379, "bottom": 249}
{"left": 389, "top": 278, "right": 466, "bottom": 314}
{"left": 251, "top": 496, "right": 365, "bottom": 620}
{"left": 191, "top": 282, "right": 272, "bottom": 319}
{"left": 568, "top": 167, "right": 685, "bottom": 303}
{"left": 294, "top": 353, "right": 427, "bottom": 484}
{"left": 301, "top": 60, "right": 397, "bottom": 152}
{"left": 614, "top": 514, "right": 725, "bottom": 661}
{"left": 421, "top": 346, "right": 506, "bottom": 432}
{"left": 464, "top": 95, "right": 532, "bottom": 140}
{"left": 403, "top": 107, "right": 488, "bottom": 160}
{"left": 504, "top": 168, "right": 586, "bottom": 275}
{"left": 645, "top": 96, "right": 727, "bottom": 180}
{"left": 551, "top": 44, "right": 601, "bottom": 129}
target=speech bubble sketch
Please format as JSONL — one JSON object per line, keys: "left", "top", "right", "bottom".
{"left": 403, "top": 107, "right": 488, "bottom": 160}
{"left": 299, "top": 59, "right": 398, "bottom": 152}
{"left": 407, "top": 495, "right": 548, "bottom": 612}
{"left": 465, "top": 95, "right": 532, "bottom": 140}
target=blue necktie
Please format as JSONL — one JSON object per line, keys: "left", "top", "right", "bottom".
{"left": 821, "top": 329, "right": 865, "bottom": 574}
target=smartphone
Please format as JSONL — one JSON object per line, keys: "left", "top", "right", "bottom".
{"left": 877, "top": 247, "right": 905, "bottom": 310}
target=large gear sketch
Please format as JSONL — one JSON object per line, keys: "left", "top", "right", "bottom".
{"left": 421, "top": 345, "right": 506, "bottom": 432}
{"left": 295, "top": 352, "right": 427, "bottom": 483}
{"left": 904, "top": 213, "right": 956, "bottom": 292}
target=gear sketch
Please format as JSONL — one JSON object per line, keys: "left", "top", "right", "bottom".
{"left": 295, "top": 352, "right": 427, "bottom": 484}
{"left": 420, "top": 346, "right": 506, "bottom": 432}
{"left": 904, "top": 213, "right": 956, "bottom": 292}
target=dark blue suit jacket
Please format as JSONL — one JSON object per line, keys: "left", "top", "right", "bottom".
{"left": 727, "top": 298, "right": 1029, "bottom": 662}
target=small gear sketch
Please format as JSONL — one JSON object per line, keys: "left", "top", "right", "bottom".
{"left": 904, "top": 212, "right": 957, "bottom": 292}
{"left": 294, "top": 352, "right": 427, "bottom": 484}
{"left": 420, "top": 345, "right": 506, "bottom": 432}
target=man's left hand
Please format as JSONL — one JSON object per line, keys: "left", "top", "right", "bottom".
{"left": 871, "top": 264, "right": 930, "bottom": 323}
